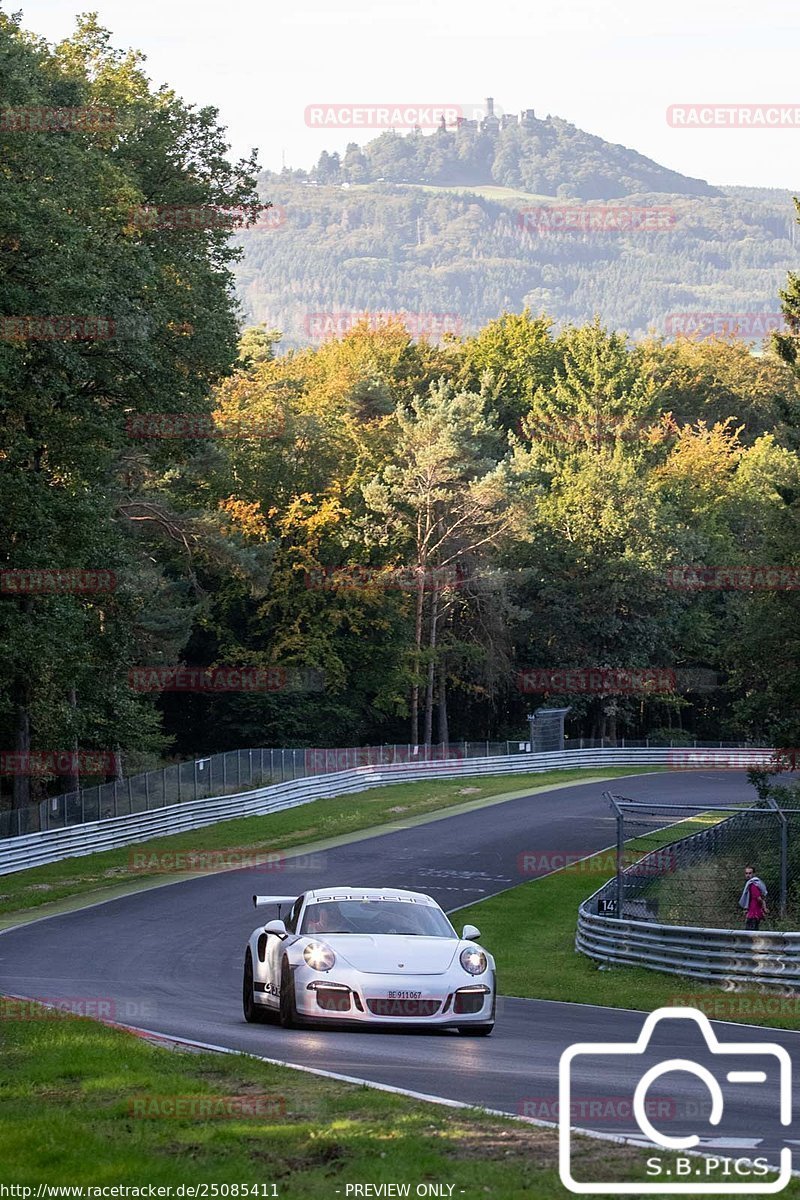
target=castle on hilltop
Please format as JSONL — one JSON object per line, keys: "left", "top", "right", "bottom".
{"left": 437, "top": 98, "right": 538, "bottom": 135}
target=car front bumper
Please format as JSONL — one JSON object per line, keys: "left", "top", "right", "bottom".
{"left": 293, "top": 968, "right": 495, "bottom": 1026}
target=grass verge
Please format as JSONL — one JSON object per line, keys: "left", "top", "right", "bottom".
{"left": 0, "top": 1004, "right": 792, "bottom": 1197}
{"left": 0, "top": 768, "right": 661, "bottom": 920}
{"left": 457, "top": 817, "right": 800, "bottom": 1031}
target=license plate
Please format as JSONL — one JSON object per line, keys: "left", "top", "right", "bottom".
{"left": 387, "top": 990, "right": 422, "bottom": 999}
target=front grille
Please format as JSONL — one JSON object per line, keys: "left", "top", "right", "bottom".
{"left": 367, "top": 998, "right": 440, "bottom": 1017}
{"left": 314, "top": 988, "right": 351, "bottom": 1012}
{"left": 453, "top": 989, "right": 486, "bottom": 1015}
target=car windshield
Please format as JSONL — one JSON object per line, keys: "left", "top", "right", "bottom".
{"left": 300, "top": 899, "right": 455, "bottom": 937}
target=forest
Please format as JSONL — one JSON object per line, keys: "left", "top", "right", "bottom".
{"left": 3, "top": 13, "right": 800, "bottom": 817}
{"left": 282, "top": 112, "right": 718, "bottom": 197}
{"left": 237, "top": 180, "right": 797, "bottom": 348}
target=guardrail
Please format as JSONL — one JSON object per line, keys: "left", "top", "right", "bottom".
{"left": 0, "top": 746, "right": 776, "bottom": 877}
{"left": 577, "top": 902, "right": 800, "bottom": 992}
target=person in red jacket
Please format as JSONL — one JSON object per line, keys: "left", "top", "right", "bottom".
{"left": 739, "top": 865, "right": 768, "bottom": 930}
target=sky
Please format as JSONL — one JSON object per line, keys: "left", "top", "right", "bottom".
{"left": 20, "top": 0, "right": 800, "bottom": 190}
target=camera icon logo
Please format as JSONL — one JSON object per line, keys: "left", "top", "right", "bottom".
{"left": 558, "top": 1006, "right": 792, "bottom": 1194}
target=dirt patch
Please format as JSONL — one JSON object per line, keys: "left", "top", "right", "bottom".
{"left": 445, "top": 1122, "right": 555, "bottom": 1168}
{"left": 445, "top": 1120, "right": 658, "bottom": 1182}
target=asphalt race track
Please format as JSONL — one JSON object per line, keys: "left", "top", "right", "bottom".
{"left": 2, "top": 770, "right": 799, "bottom": 1176}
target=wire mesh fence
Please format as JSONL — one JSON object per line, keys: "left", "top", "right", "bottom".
{"left": 0, "top": 740, "right": 527, "bottom": 840}
{"left": 0, "top": 736, "right": 772, "bottom": 843}
{"left": 598, "top": 794, "right": 800, "bottom": 930}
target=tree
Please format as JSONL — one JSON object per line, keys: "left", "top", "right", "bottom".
{"left": 363, "top": 383, "right": 512, "bottom": 744}
{"left": 0, "top": 12, "right": 261, "bottom": 807}
{"left": 459, "top": 311, "right": 559, "bottom": 432}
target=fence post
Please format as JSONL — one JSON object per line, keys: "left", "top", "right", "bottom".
{"left": 144, "top": 773, "right": 149, "bottom": 811}
{"left": 129, "top": 777, "right": 134, "bottom": 813}
{"left": 162, "top": 767, "right": 167, "bottom": 807}
{"left": 781, "top": 817, "right": 788, "bottom": 919}
{"left": 768, "top": 799, "right": 788, "bottom": 919}
{"left": 606, "top": 792, "right": 624, "bottom": 919}
{"left": 193, "top": 759, "right": 198, "bottom": 801}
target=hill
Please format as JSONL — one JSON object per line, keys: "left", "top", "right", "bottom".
{"left": 234, "top": 103, "right": 798, "bottom": 347}
{"left": 278, "top": 102, "right": 720, "bottom": 200}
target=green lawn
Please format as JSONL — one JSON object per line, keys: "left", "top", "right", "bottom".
{"left": 347, "top": 181, "right": 559, "bottom": 203}
{"left": 397, "top": 182, "right": 558, "bottom": 203}
{"left": 457, "top": 817, "right": 800, "bottom": 1030}
{"left": 0, "top": 768, "right": 662, "bottom": 920}
{"left": 1, "top": 1004, "right": 792, "bottom": 1197}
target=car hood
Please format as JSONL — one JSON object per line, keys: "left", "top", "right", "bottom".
{"left": 316, "top": 934, "right": 459, "bottom": 975}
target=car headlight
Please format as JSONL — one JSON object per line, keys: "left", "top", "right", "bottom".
{"left": 460, "top": 946, "right": 487, "bottom": 975}
{"left": 304, "top": 942, "right": 336, "bottom": 971}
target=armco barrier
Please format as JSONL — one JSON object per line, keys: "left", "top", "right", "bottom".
{"left": 577, "top": 902, "right": 800, "bottom": 992}
{"left": 0, "top": 747, "right": 776, "bottom": 877}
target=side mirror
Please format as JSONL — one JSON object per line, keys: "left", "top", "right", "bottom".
{"left": 264, "top": 919, "right": 287, "bottom": 938}
{"left": 461, "top": 924, "right": 481, "bottom": 942}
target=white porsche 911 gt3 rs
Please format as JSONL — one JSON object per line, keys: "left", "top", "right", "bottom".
{"left": 242, "top": 886, "right": 496, "bottom": 1035}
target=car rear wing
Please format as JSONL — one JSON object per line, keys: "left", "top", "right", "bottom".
{"left": 253, "top": 894, "right": 298, "bottom": 909}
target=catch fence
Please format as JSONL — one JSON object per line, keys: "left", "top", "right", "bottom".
{"left": 597, "top": 794, "right": 800, "bottom": 928}
{"left": 0, "top": 737, "right": 752, "bottom": 841}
